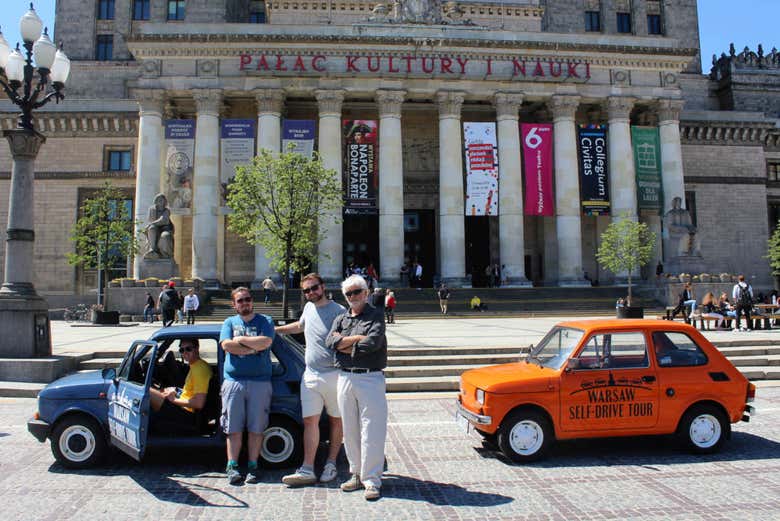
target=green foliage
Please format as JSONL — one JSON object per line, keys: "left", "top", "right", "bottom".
{"left": 225, "top": 147, "right": 342, "bottom": 276}
{"left": 766, "top": 220, "right": 780, "bottom": 275}
{"left": 596, "top": 213, "right": 656, "bottom": 302}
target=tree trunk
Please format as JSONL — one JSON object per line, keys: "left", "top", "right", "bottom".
{"left": 282, "top": 238, "right": 292, "bottom": 319}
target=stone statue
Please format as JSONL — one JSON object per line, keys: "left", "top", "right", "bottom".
{"left": 395, "top": 0, "right": 442, "bottom": 24}
{"left": 663, "top": 196, "right": 701, "bottom": 257}
{"left": 144, "top": 193, "right": 174, "bottom": 259}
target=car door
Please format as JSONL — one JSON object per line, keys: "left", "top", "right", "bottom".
{"left": 107, "top": 340, "right": 157, "bottom": 461}
{"left": 559, "top": 331, "right": 659, "bottom": 433}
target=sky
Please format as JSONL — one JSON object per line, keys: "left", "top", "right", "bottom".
{"left": 0, "top": 0, "right": 778, "bottom": 75}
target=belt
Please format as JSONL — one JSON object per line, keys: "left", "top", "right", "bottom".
{"left": 341, "top": 367, "right": 383, "bottom": 374}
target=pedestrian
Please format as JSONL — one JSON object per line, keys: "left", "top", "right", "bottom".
{"left": 701, "top": 291, "right": 725, "bottom": 329}
{"left": 438, "top": 283, "right": 450, "bottom": 314}
{"left": 219, "top": 287, "right": 275, "bottom": 485}
{"left": 183, "top": 288, "right": 199, "bottom": 325}
{"left": 143, "top": 292, "right": 155, "bottom": 323}
{"left": 276, "top": 274, "right": 345, "bottom": 487}
{"left": 493, "top": 264, "right": 501, "bottom": 288}
{"left": 415, "top": 261, "right": 423, "bottom": 289}
{"left": 371, "top": 287, "right": 386, "bottom": 312}
{"left": 385, "top": 290, "right": 396, "bottom": 324}
{"left": 261, "top": 275, "right": 276, "bottom": 304}
{"left": 732, "top": 275, "right": 754, "bottom": 331}
{"left": 159, "top": 281, "right": 180, "bottom": 327}
{"left": 176, "top": 290, "right": 185, "bottom": 323}
{"left": 326, "top": 275, "right": 388, "bottom": 501}
{"left": 367, "top": 263, "right": 379, "bottom": 290}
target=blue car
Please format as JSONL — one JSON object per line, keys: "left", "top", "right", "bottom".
{"left": 27, "top": 325, "right": 308, "bottom": 469}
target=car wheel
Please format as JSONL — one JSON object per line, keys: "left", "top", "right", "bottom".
{"left": 497, "top": 409, "right": 553, "bottom": 463}
{"left": 261, "top": 415, "right": 303, "bottom": 469}
{"left": 678, "top": 404, "right": 729, "bottom": 454}
{"left": 51, "top": 415, "right": 107, "bottom": 469}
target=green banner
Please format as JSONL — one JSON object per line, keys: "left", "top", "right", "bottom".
{"left": 631, "top": 126, "right": 663, "bottom": 213}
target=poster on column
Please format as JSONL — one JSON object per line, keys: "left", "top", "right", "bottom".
{"left": 521, "top": 123, "right": 554, "bottom": 216}
{"left": 282, "top": 120, "right": 316, "bottom": 158}
{"left": 343, "top": 119, "right": 378, "bottom": 215}
{"left": 631, "top": 126, "right": 663, "bottom": 213}
{"left": 577, "top": 124, "right": 610, "bottom": 216}
{"left": 164, "top": 119, "right": 195, "bottom": 210}
{"left": 220, "top": 119, "right": 256, "bottom": 204}
{"left": 464, "top": 122, "right": 499, "bottom": 216}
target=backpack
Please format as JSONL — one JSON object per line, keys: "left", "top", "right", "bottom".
{"left": 738, "top": 284, "right": 753, "bottom": 308}
{"left": 160, "top": 289, "right": 179, "bottom": 311}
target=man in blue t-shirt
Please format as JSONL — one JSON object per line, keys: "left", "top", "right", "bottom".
{"left": 219, "top": 287, "right": 275, "bottom": 485}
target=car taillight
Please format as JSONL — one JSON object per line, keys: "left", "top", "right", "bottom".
{"left": 747, "top": 382, "right": 756, "bottom": 403}
{"left": 33, "top": 411, "right": 40, "bottom": 420}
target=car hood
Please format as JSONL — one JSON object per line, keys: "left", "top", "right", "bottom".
{"left": 462, "top": 362, "right": 556, "bottom": 394}
{"left": 39, "top": 370, "right": 111, "bottom": 400}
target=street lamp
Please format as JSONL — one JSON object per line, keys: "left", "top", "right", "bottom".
{"left": 0, "top": 3, "right": 70, "bottom": 358}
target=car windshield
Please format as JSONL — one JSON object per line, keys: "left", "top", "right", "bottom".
{"left": 528, "top": 327, "right": 584, "bottom": 369}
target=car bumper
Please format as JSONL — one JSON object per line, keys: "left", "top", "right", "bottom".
{"left": 27, "top": 418, "right": 50, "bottom": 442}
{"left": 456, "top": 402, "right": 492, "bottom": 426}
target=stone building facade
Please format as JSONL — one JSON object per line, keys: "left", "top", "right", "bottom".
{"left": 1, "top": 0, "right": 779, "bottom": 301}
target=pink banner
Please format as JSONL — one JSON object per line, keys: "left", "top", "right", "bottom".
{"left": 521, "top": 123, "right": 554, "bottom": 216}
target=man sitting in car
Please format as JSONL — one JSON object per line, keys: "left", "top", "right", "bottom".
{"left": 150, "top": 338, "right": 213, "bottom": 431}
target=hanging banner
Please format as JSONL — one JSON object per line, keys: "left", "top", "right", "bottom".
{"left": 464, "top": 122, "right": 499, "bottom": 216}
{"left": 164, "top": 119, "right": 195, "bottom": 209}
{"left": 282, "top": 119, "right": 316, "bottom": 158}
{"left": 631, "top": 126, "right": 663, "bottom": 213}
{"left": 578, "top": 124, "right": 610, "bottom": 216}
{"left": 343, "top": 120, "right": 378, "bottom": 215}
{"left": 220, "top": 119, "right": 256, "bottom": 203}
{"left": 521, "top": 123, "right": 554, "bottom": 216}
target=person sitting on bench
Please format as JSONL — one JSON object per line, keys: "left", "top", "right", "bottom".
{"left": 470, "top": 295, "right": 487, "bottom": 312}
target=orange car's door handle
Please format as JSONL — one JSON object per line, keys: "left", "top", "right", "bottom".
{"left": 641, "top": 375, "right": 656, "bottom": 383}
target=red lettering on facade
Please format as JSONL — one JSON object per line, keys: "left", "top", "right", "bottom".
{"left": 421, "top": 57, "right": 435, "bottom": 73}
{"left": 293, "top": 55, "right": 307, "bottom": 72}
{"left": 311, "top": 55, "right": 326, "bottom": 71}
{"left": 275, "top": 55, "right": 287, "bottom": 71}
{"left": 388, "top": 56, "right": 399, "bottom": 73}
{"left": 533, "top": 60, "right": 545, "bottom": 76}
{"left": 486, "top": 57, "right": 492, "bottom": 76}
{"left": 585, "top": 62, "right": 591, "bottom": 79}
{"left": 346, "top": 56, "right": 361, "bottom": 72}
{"left": 456, "top": 57, "right": 469, "bottom": 74}
{"left": 239, "top": 54, "right": 251, "bottom": 70}
{"left": 257, "top": 55, "right": 270, "bottom": 71}
{"left": 568, "top": 62, "right": 580, "bottom": 78}
{"left": 548, "top": 61, "right": 562, "bottom": 77}
{"left": 402, "top": 56, "right": 415, "bottom": 73}
{"left": 512, "top": 59, "right": 526, "bottom": 76}
{"left": 440, "top": 56, "right": 453, "bottom": 74}
{"left": 367, "top": 56, "right": 381, "bottom": 72}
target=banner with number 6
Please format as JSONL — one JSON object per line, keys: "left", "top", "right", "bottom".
{"left": 521, "top": 123, "right": 554, "bottom": 216}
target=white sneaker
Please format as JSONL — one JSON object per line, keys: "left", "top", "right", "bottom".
{"left": 282, "top": 467, "right": 317, "bottom": 487}
{"left": 319, "top": 461, "right": 338, "bottom": 483}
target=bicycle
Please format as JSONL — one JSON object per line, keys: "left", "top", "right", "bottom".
{"left": 64, "top": 304, "right": 91, "bottom": 323}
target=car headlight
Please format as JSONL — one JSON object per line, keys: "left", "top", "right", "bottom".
{"left": 476, "top": 388, "right": 485, "bottom": 405}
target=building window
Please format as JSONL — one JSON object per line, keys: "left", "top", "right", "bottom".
{"left": 168, "top": 0, "right": 186, "bottom": 21}
{"left": 249, "top": 1, "right": 267, "bottom": 23}
{"left": 684, "top": 191, "right": 697, "bottom": 227}
{"left": 616, "top": 12, "right": 632, "bottom": 33}
{"left": 133, "top": 0, "right": 151, "bottom": 20}
{"left": 97, "top": 0, "right": 115, "bottom": 20}
{"left": 647, "top": 14, "right": 662, "bottom": 35}
{"left": 95, "top": 35, "right": 113, "bottom": 61}
{"left": 585, "top": 11, "right": 601, "bottom": 32}
{"left": 107, "top": 150, "right": 132, "bottom": 171}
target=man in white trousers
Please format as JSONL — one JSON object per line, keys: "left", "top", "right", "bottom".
{"left": 325, "top": 274, "right": 387, "bottom": 501}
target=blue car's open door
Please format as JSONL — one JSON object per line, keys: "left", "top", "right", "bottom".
{"left": 107, "top": 340, "right": 157, "bottom": 461}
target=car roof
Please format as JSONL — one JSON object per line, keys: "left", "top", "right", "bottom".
{"left": 555, "top": 318, "right": 698, "bottom": 334}
{"left": 149, "top": 324, "right": 221, "bottom": 341}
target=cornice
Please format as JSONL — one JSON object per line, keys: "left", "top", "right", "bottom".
{"left": 0, "top": 171, "right": 136, "bottom": 180}
{"left": 0, "top": 113, "right": 139, "bottom": 137}
{"left": 679, "top": 120, "right": 778, "bottom": 147}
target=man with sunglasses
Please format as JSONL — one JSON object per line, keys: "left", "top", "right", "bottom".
{"left": 219, "top": 287, "right": 275, "bottom": 485}
{"left": 325, "top": 274, "right": 387, "bottom": 501}
{"left": 149, "top": 338, "right": 212, "bottom": 432}
{"left": 276, "top": 273, "right": 345, "bottom": 487}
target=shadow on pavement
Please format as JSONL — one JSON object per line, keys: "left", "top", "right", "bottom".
{"left": 380, "top": 473, "right": 514, "bottom": 506}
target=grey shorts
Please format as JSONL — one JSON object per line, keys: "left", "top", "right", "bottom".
{"left": 220, "top": 379, "right": 272, "bottom": 434}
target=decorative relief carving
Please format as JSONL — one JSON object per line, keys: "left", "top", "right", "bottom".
{"left": 0, "top": 114, "right": 139, "bottom": 137}
{"left": 192, "top": 89, "right": 223, "bottom": 115}
{"left": 610, "top": 68, "right": 630, "bottom": 86}
{"left": 657, "top": 99, "right": 684, "bottom": 122}
{"left": 493, "top": 92, "right": 524, "bottom": 120}
{"left": 661, "top": 72, "right": 678, "bottom": 87}
{"left": 607, "top": 96, "right": 635, "bottom": 120}
{"left": 315, "top": 89, "right": 346, "bottom": 116}
{"left": 254, "top": 89, "right": 286, "bottom": 115}
{"left": 436, "top": 91, "right": 465, "bottom": 118}
{"left": 549, "top": 95, "right": 580, "bottom": 120}
{"left": 197, "top": 60, "right": 218, "bottom": 77}
{"left": 140, "top": 59, "right": 161, "bottom": 77}
{"left": 376, "top": 89, "right": 406, "bottom": 117}
{"left": 132, "top": 88, "right": 166, "bottom": 116}
{"left": 711, "top": 44, "right": 780, "bottom": 79}
{"left": 3, "top": 130, "right": 45, "bottom": 159}
{"left": 680, "top": 121, "right": 774, "bottom": 146}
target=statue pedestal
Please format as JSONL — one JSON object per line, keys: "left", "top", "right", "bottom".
{"left": 664, "top": 255, "right": 705, "bottom": 277}
{"left": 138, "top": 258, "right": 179, "bottom": 280}
{"left": 0, "top": 293, "right": 51, "bottom": 358}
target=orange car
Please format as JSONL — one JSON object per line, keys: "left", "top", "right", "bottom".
{"left": 456, "top": 319, "right": 756, "bottom": 462}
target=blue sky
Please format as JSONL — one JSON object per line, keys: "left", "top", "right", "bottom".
{"left": 0, "top": 0, "right": 778, "bottom": 75}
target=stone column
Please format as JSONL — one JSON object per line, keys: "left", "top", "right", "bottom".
{"left": 437, "top": 91, "right": 467, "bottom": 285}
{"left": 131, "top": 89, "right": 165, "bottom": 279}
{"left": 191, "top": 89, "right": 222, "bottom": 285}
{"left": 494, "top": 92, "right": 530, "bottom": 287}
{"left": 315, "top": 89, "right": 345, "bottom": 282}
{"left": 607, "top": 96, "right": 638, "bottom": 221}
{"left": 376, "top": 89, "right": 405, "bottom": 286}
{"left": 551, "top": 95, "right": 588, "bottom": 286}
{"left": 658, "top": 99, "right": 686, "bottom": 214}
{"left": 252, "top": 88, "right": 285, "bottom": 285}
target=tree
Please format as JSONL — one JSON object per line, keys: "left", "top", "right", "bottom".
{"left": 226, "top": 147, "right": 342, "bottom": 318}
{"left": 596, "top": 213, "right": 656, "bottom": 306}
{"left": 67, "top": 182, "right": 138, "bottom": 309}
{"left": 765, "top": 220, "right": 780, "bottom": 276}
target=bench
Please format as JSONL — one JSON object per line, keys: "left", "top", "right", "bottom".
{"left": 690, "top": 313, "right": 780, "bottom": 330}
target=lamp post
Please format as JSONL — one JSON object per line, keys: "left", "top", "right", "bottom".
{"left": 0, "top": 3, "right": 70, "bottom": 358}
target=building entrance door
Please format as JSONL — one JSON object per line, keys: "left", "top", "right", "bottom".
{"left": 343, "top": 214, "right": 379, "bottom": 277}
{"left": 465, "top": 216, "right": 493, "bottom": 287}
{"left": 403, "top": 210, "right": 436, "bottom": 288}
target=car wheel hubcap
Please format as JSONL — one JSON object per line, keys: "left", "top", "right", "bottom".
{"left": 262, "top": 426, "right": 294, "bottom": 464}
{"left": 509, "top": 420, "right": 543, "bottom": 456}
{"left": 690, "top": 413, "right": 721, "bottom": 448}
{"left": 59, "top": 425, "right": 96, "bottom": 462}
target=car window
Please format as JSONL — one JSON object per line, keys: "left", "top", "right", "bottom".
{"left": 575, "top": 332, "right": 648, "bottom": 369}
{"left": 116, "top": 343, "right": 153, "bottom": 385}
{"left": 529, "top": 327, "right": 584, "bottom": 369}
{"left": 652, "top": 331, "right": 708, "bottom": 367}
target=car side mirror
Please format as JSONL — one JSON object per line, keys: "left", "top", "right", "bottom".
{"left": 565, "top": 358, "right": 581, "bottom": 372}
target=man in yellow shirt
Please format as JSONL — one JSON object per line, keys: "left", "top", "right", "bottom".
{"left": 150, "top": 339, "right": 213, "bottom": 430}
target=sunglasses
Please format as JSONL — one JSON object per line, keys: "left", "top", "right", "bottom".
{"left": 179, "top": 346, "right": 195, "bottom": 353}
{"left": 345, "top": 289, "right": 365, "bottom": 297}
{"left": 235, "top": 297, "right": 252, "bottom": 304}
{"left": 302, "top": 284, "right": 320, "bottom": 294}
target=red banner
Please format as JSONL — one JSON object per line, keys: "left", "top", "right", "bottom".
{"left": 522, "top": 124, "right": 554, "bottom": 216}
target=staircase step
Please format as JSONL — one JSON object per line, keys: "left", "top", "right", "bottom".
{"left": 387, "top": 353, "right": 520, "bottom": 366}
{"left": 385, "top": 364, "right": 494, "bottom": 378}
{"left": 385, "top": 375, "right": 460, "bottom": 392}
{"left": 0, "top": 381, "right": 46, "bottom": 398}
{"left": 388, "top": 346, "right": 526, "bottom": 357}
{"left": 728, "top": 355, "right": 780, "bottom": 367}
